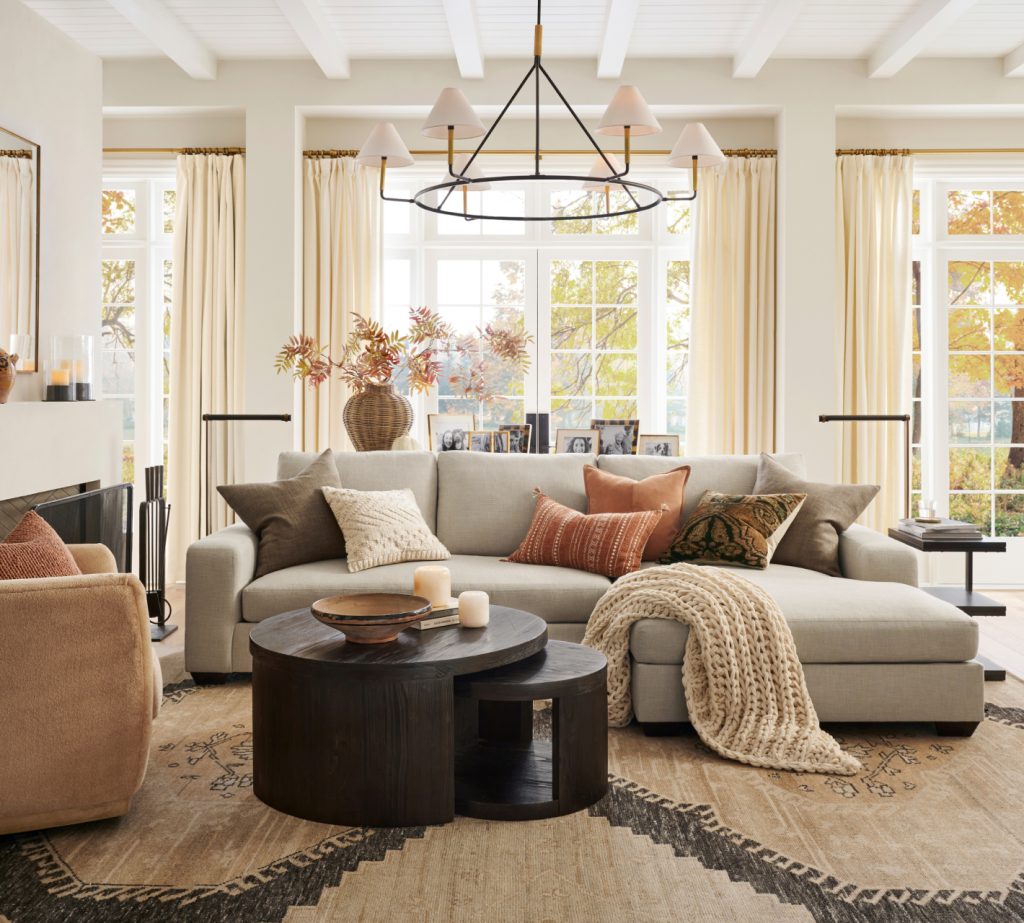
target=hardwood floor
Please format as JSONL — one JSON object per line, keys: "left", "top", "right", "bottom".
{"left": 979, "top": 591, "right": 1024, "bottom": 681}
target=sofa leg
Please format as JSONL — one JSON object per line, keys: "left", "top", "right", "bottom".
{"left": 191, "top": 672, "right": 228, "bottom": 685}
{"left": 935, "top": 721, "right": 980, "bottom": 737}
{"left": 640, "top": 722, "right": 689, "bottom": 737}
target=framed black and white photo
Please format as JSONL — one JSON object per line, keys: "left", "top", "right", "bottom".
{"left": 428, "top": 413, "right": 476, "bottom": 452}
{"left": 637, "top": 434, "right": 680, "bottom": 457}
{"left": 555, "top": 428, "right": 599, "bottom": 454}
{"left": 499, "top": 424, "right": 532, "bottom": 454}
{"left": 490, "top": 430, "right": 511, "bottom": 454}
{"left": 590, "top": 419, "right": 640, "bottom": 456}
{"left": 469, "top": 430, "right": 494, "bottom": 452}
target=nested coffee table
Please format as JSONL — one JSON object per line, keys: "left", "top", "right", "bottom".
{"left": 249, "top": 606, "right": 547, "bottom": 827}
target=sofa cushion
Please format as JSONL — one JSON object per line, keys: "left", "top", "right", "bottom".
{"left": 241, "top": 554, "right": 611, "bottom": 625}
{"left": 584, "top": 464, "right": 690, "bottom": 560}
{"left": 436, "top": 451, "right": 595, "bottom": 556}
{"left": 278, "top": 450, "right": 438, "bottom": 533}
{"left": 596, "top": 452, "right": 806, "bottom": 523}
{"left": 628, "top": 564, "right": 978, "bottom": 665}
{"left": 219, "top": 449, "right": 343, "bottom": 578}
{"left": 505, "top": 490, "right": 663, "bottom": 579}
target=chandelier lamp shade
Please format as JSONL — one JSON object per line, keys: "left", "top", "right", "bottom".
{"left": 356, "top": 0, "right": 725, "bottom": 222}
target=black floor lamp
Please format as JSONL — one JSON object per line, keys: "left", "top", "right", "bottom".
{"left": 818, "top": 414, "right": 912, "bottom": 519}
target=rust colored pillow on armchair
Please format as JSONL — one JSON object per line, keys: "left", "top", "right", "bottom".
{"left": 504, "top": 489, "right": 663, "bottom": 579}
{"left": 0, "top": 511, "right": 81, "bottom": 580}
{"left": 584, "top": 464, "right": 691, "bottom": 560}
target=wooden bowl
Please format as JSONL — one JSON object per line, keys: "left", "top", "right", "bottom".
{"left": 310, "top": 593, "right": 432, "bottom": 644}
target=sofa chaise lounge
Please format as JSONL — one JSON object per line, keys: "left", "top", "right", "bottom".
{"left": 185, "top": 450, "right": 984, "bottom": 734}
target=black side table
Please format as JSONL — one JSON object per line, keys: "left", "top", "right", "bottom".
{"left": 888, "top": 529, "right": 1007, "bottom": 681}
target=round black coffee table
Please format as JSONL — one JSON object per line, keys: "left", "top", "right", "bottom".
{"left": 249, "top": 606, "right": 547, "bottom": 827}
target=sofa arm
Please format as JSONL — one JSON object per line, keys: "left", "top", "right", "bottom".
{"left": 68, "top": 543, "right": 118, "bottom": 575}
{"left": 185, "top": 524, "right": 258, "bottom": 675}
{"left": 838, "top": 524, "right": 919, "bottom": 587}
{"left": 0, "top": 573, "right": 155, "bottom": 834}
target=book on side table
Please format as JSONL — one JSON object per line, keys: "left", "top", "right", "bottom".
{"left": 896, "top": 517, "right": 983, "bottom": 540}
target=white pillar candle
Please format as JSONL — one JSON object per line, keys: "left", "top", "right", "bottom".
{"left": 459, "top": 590, "right": 490, "bottom": 628}
{"left": 413, "top": 565, "right": 451, "bottom": 608}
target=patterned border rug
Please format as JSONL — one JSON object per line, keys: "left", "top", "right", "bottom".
{"left": 2, "top": 677, "right": 1024, "bottom": 922}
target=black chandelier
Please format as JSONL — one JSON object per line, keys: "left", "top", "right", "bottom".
{"left": 356, "top": 1, "right": 725, "bottom": 222}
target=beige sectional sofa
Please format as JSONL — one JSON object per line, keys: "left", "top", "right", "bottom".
{"left": 186, "top": 450, "right": 985, "bottom": 733}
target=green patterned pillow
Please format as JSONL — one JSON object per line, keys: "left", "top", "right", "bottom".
{"left": 661, "top": 491, "right": 807, "bottom": 569}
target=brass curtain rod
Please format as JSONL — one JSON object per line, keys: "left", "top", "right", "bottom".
{"left": 837, "top": 147, "right": 1024, "bottom": 156}
{"left": 304, "top": 147, "right": 776, "bottom": 158}
{"left": 103, "top": 147, "right": 245, "bottom": 154}
{"left": 0, "top": 149, "right": 33, "bottom": 158}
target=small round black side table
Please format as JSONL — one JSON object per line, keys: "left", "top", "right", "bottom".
{"left": 454, "top": 640, "right": 608, "bottom": 821}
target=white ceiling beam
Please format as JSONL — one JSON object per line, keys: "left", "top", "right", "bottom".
{"left": 105, "top": 0, "right": 217, "bottom": 80}
{"left": 441, "top": 0, "right": 484, "bottom": 79}
{"left": 274, "top": 0, "right": 349, "bottom": 79}
{"left": 597, "top": 0, "right": 640, "bottom": 79}
{"left": 868, "top": 0, "right": 977, "bottom": 78}
{"left": 1005, "top": 42, "right": 1024, "bottom": 77}
{"left": 732, "top": 0, "right": 808, "bottom": 79}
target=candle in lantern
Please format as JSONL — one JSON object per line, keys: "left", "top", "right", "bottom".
{"left": 413, "top": 565, "right": 452, "bottom": 608}
{"left": 458, "top": 591, "right": 489, "bottom": 628}
{"left": 50, "top": 369, "right": 70, "bottom": 387}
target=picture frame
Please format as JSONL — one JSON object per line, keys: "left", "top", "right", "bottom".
{"left": 490, "top": 430, "right": 511, "bottom": 454}
{"left": 590, "top": 419, "right": 640, "bottom": 456}
{"left": 637, "top": 434, "right": 680, "bottom": 457}
{"left": 499, "top": 423, "right": 532, "bottom": 454}
{"left": 469, "top": 430, "right": 494, "bottom": 452}
{"left": 555, "top": 428, "right": 600, "bottom": 455}
{"left": 428, "top": 413, "right": 476, "bottom": 452}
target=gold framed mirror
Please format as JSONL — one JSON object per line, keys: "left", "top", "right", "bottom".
{"left": 0, "top": 125, "right": 40, "bottom": 374}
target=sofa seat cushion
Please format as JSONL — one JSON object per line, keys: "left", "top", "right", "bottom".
{"left": 629, "top": 564, "right": 978, "bottom": 665}
{"left": 242, "top": 555, "right": 612, "bottom": 625}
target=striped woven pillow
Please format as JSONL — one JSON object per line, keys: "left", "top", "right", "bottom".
{"left": 504, "top": 489, "right": 663, "bottom": 579}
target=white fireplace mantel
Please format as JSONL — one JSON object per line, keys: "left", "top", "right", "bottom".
{"left": 0, "top": 400, "right": 123, "bottom": 501}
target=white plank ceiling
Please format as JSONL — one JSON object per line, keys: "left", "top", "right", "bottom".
{"left": 17, "top": 0, "right": 1024, "bottom": 78}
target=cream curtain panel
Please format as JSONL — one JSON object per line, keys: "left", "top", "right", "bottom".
{"left": 687, "top": 156, "right": 777, "bottom": 455}
{"left": 301, "top": 156, "right": 382, "bottom": 452}
{"left": 168, "top": 153, "right": 246, "bottom": 582}
{"left": 0, "top": 156, "right": 35, "bottom": 343}
{"left": 835, "top": 154, "right": 913, "bottom": 532}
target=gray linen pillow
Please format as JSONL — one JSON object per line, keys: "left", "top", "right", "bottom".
{"left": 752, "top": 453, "right": 879, "bottom": 577}
{"left": 218, "top": 448, "right": 344, "bottom": 578}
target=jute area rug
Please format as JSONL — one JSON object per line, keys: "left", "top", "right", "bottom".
{"left": 2, "top": 677, "right": 1024, "bottom": 923}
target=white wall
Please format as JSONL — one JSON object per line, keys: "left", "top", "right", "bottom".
{"left": 1, "top": 0, "right": 103, "bottom": 403}
{"left": 100, "top": 56, "right": 1024, "bottom": 483}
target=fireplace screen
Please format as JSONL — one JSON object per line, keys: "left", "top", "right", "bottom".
{"left": 33, "top": 484, "right": 133, "bottom": 573}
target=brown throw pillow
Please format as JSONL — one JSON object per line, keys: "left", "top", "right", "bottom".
{"left": 0, "top": 511, "right": 81, "bottom": 580}
{"left": 504, "top": 489, "right": 663, "bottom": 579}
{"left": 661, "top": 491, "right": 806, "bottom": 569}
{"left": 218, "top": 449, "right": 344, "bottom": 578}
{"left": 584, "top": 464, "right": 691, "bottom": 561}
{"left": 753, "top": 453, "right": 879, "bottom": 576}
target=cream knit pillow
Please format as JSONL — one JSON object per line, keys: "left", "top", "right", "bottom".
{"left": 321, "top": 486, "right": 450, "bottom": 573}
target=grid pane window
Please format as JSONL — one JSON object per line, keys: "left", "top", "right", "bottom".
{"left": 436, "top": 258, "right": 527, "bottom": 426}
{"left": 102, "top": 189, "right": 136, "bottom": 235}
{"left": 101, "top": 256, "right": 136, "bottom": 483}
{"left": 666, "top": 259, "right": 690, "bottom": 439}
{"left": 945, "top": 257, "right": 1024, "bottom": 535}
{"left": 549, "top": 259, "right": 639, "bottom": 428}
{"left": 550, "top": 189, "right": 639, "bottom": 236}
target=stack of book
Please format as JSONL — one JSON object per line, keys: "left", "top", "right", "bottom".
{"left": 897, "top": 517, "right": 983, "bottom": 541}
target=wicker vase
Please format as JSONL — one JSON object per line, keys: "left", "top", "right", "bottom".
{"left": 342, "top": 382, "right": 413, "bottom": 451}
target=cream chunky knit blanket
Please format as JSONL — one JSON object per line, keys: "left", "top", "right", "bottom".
{"left": 583, "top": 563, "right": 860, "bottom": 776}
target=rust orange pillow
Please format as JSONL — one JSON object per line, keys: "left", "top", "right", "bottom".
{"left": 504, "top": 489, "right": 663, "bottom": 579}
{"left": 584, "top": 464, "right": 691, "bottom": 561}
{"left": 0, "top": 511, "right": 81, "bottom": 580}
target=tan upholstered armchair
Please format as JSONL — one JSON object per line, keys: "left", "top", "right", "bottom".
{"left": 0, "top": 545, "right": 160, "bottom": 835}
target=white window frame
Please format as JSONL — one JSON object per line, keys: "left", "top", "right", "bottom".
{"left": 383, "top": 163, "right": 695, "bottom": 447}
{"left": 913, "top": 163, "right": 1024, "bottom": 584}
{"left": 101, "top": 170, "right": 175, "bottom": 497}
